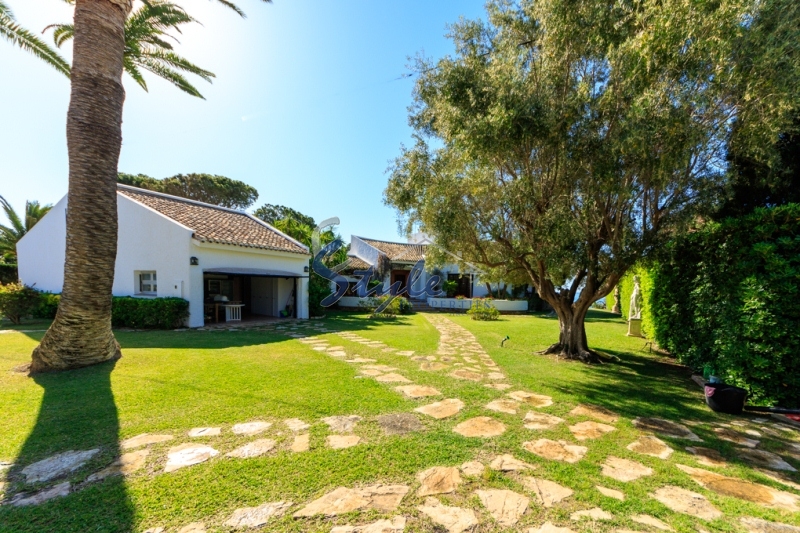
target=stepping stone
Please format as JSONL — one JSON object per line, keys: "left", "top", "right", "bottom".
{"left": 396, "top": 385, "right": 441, "bottom": 398}
{"left": 521, "top": 477, "right": 574, "bottom": 507}
{"left": 86, "top": 449, "right": 149, "bottom": 482}
{"left": 450, "top": 369, "right": 483, "bottom": 381}
{"left": 329, "top": 351, "right": 348, "bottom": 357}
{"left": 737, "top": 449, "right": 797, "bottom": 472}
{"left": 121, "top": 434, "right": 174, "bottom": 450}
{"left": 631, "top": 514, "right": 673, "bottom": 531}
{"left": 291, "top": 434, "right": 310, "bottom": 453}
{"left": 226, "top": 439, "right": 276, "bottom": 458}
{"left": 601, "top": 456, "right": 653, "bottom": 482}
{"left": 486, "top": 399, "right": 520, "bottom": 414}
{"left": 592, "top": 487, "right": 625, "bottom": 504}
{"left": 285, "top": 418, "right": 310, "bottom": 432}
{"left": 570, "top": 507, "right": 613, "bottom": 521}
{"left": 632, "top": 418, "right": 701, "bottom": 441}
{"left": 21, "top": 449, "right": 100, "bottom": 484}
{"left": 362, "top": 364, "right": 398, "bottom": 371}
{"left": 164, "top": 443, "right": 219, "bottom": 473}
{"left": 420, "top": 362, "right": 448, "bottom": 371}
{"left": 627, "top": 436, "right": 673, "bottom": 459}
{"left": 323, "top": 415, "right": 362, "bottom": 433}
{"left": 523, "top": 439, "right": 587, "bottom": 463}
{"left": 740, "top": 517, "right": 800, "bottom": 533}
{"left": 360, "top": 369, "right": 384, "bottom": 377}
{"left": 312, "top": 346, "right": 329, "bottom": 351}
{"left": 327, "top": 346, "right": 345, "bottom": 351}
{"left": 453, "top": 417, "right": 506, "bottom": 438}
{"left": 460, "top": 461, "right": 485, "bottom": 477}
{"left": 417, "top": 466, "right": 461, "bottom": 496}
{"left": 714, "top": 427, "right": 759, "bottom": 448}
{"left": 396, "top": 351, "right": 415, "bottom": 356}
{"left": 485, "top": 383, "right": 512, "bottom": 391}
{"left": 415, "top": 399, "right": 464, "bottom": 419}
{"left": 569, "top": 421, "right": 616, "bottom": 440}
{"left": 490, "top": 454, "right": 535, "bottom": 472}
{"left": 345, "top": 357, "right": 376, "bottom": 363}
{"left": 294, "top": 484, "right": 410, "bottom": 516}
{"left": 528, "top": 522, "right": 575, "bottom": 533}
{"left": 686, "top": 446, "right": 727, "bottom": 467}
{"left": 650, "top": 485, "right": 723, "bottom": 520}
{"left": 377, "top": 413, "right": 424, "bottom": 435}
{"left": 756, "top": 469, "right": 800, "bottom": 491}
{"left": 232, "top": 421, "right": 272, "bottom": 435}
{"left": 524, "top": 412, "right": 565, "bottom": 430}
{"left": 224, "top": 501, "right": 292, "bottom": 528}
{"left": 9, "top": 482, "right": 71, "bottom": 507}
{"left": 375, "top": 373, "right": 412, "bottom": 383}
{"left": 676, "top": 464, "right": 800, "bottom": 512}
{"left": 327, "top": 435, "right": 361, "bottom": 449}
{"left": 475, "top": 489, "right": 529, "bottom": 527}
{"left": 417, "top": 499, "right": 478, "bottom": 533}
{"left": 177, "top": 523, "right": 206, "bottom": 533}
{"left": 331, "top": 516, "right": 406, "bottom": 533}
{"left": 487, "top": 372, "right": 506, "bottom": 380}
{"left": 509, "top": 391, "right": 553, "bottom": 408}
{"left": 569, "top": 404, "right": 618, "bottom": 423}
{"left": 187, "top": 427, "right": 221, "bottom": 438}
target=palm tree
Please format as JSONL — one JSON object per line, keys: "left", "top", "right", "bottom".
{"left": 0, "top": 0, "right": 69, "bottom": 75}
{"left": 30, "top": 0, "right": 269, "bottom": 373}
{"left": 0, "top": 196, "right": 52, "bottom": 260}
{"left": 46, "top": 1, "right": 215, "bottom": 98}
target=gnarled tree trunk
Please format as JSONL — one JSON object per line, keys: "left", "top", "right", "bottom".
{"left": 31, "top": 0, "right": 131, "bottom": 373}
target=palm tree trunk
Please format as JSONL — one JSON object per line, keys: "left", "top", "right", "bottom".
{"left": 31, "top": 0, "right": 131, "bottom": 373}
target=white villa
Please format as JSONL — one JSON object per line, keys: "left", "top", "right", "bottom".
{"left": 17, "top": 184, "right": 311, "bottom": 327}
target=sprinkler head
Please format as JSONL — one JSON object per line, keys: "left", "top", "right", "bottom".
{"left": 500, "top": 335, "right": 510, "bottom": 347}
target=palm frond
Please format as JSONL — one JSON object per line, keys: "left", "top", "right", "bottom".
{"left": 124, "top": 56, "right": 149, "bottom": 91}
{"left": 138, "top": 48, "right": 215, "bottom": 82}
{"left": 44, "top": 23, "right": 74, "bottom": 48}
{"left": 0, "top": 195, "right": 24, "bottom": 235}
{"left": 138, "top": 57, "right": 205, "bottom": 98}
{"left": 0, "top": 0, "right": 70, "bottom": 76}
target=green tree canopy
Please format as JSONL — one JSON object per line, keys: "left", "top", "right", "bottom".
{"left": 385, "top": 0, "right": 800, "bottom": 361}
{"left": 118, "top": 173, "right": 259, "bottom": 209}
{"left": 0, "top": 195, "right": 53, "bottom": 261}
{"left": 253, "top": 204, "right": 316, "bottom": 228}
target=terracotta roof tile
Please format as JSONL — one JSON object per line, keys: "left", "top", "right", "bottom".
{"left": 333, "top": 255, "right": 373, "bottom": 273}
{"left": 358, "top": 237, "right": 427, "bottom": 262}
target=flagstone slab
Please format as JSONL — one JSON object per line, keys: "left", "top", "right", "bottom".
{"left": 313, "top": 346, "right": 329, "bottom": 351}
{"left": 362, "top": 364, "right": 398, "bottom": 372}
{"left": 524, "top": 412, "right": 565, "bottom": 430}
{"left": 521, "top": 477, "right": 574, "bottom": 507}
{"left": 487, "top": 372, "right": 506, "bottom": 380}
{"left": 327, "top": 435, "right": 361, "bottom": 449}
{"left": 414, "top": 398, "right": 464, "bottom": 419}
{"left": 569, "top": 404, "right": 618, "bottom": 423}
{"left": 285, "top": 418, "right": 310, "bottom": 432}
{"left": 651, "top": 485, "right": 722, "bottom": 520}
{"left": 187, "top": 427, "right": 221, "bottom": 438}
{"left": 9, "top": 482, "right": 71, "bottom": 507}
{"left": 21, "top": 449, "right": 100, "bottom": 484}
{"left": 396, "top": 351, "right": 415, "bottom": 356}
{"left": 571, "top": 507, "right": 613, "bottom": 521}
{"left": 375, "top": 373, "right": 412, "bottom": 383}
{"left": 686, "top": 446, "right": 727, "bottom": 467}
{"left": 632, "top": 417, "right": 701, "bottom": 441}
{"left": 509, "top": 391, "right": 553, "bottom": 408}
{"left": 596, "top": 486, "right": 625, "bottom": 500}
{"left": 486, "top": 399, "right": 520, "bottom": 414}
{"left": 164, "top": 443, "right": 219, "bottom": 472}
{"left": 121, "top": 434, "right": 174, "bottom": 450}
{"left": 294, "top": 485, "right": 410, "bottom": 517}
{"left": 396, "top": 385, "right": 442, "bottom": 398}
{"left": 528, "top": 522, "right": 576, "bottom": 533}
{"left": 345, "top": 357, "right": 376, "bottom": 363}
{"left": 523, "top": 439, "right": 587, "bottom": 463}
{"left": 631, "top": 514, "right": 673, "bottom": 531}
{"left": 737, "top": 449, "right": 797, "bottom": 472}
{"left": 323, "top": 415, "right": 363, "bottom": 433}
{"left": 331, "top": 516, "right": 406, "bottom": 533}
{"left": 627, "top": 436, "right": 673, "bottom": 459}
{"left": 86, "top": 449, "right": 149, "bottom": 482}
{"left": 475, "top": 489, "right": 529, "bottom": 527}
{"left": 377, "top": 413, "right": 424, "bottom": 435}
{"left": 176, "top": 523, "right": 206, "bottom": 533}
{"left": 291, "top": 434, "right": 310, "bottom": 453}
{"left": 417, "top": 500, "right": 478, "bottom": 533}
{"left": 490, "top": 454, "right": 535, "bottom": 472}
{"left": 485, "top": 383, "right": 512, "bottom": 391}
{"left": 360, "top": 369, "right": 384, "bottom": 377}
{"left": 232, "top": 421, "right": 272, "bottom": 436}
{"left": 740, "top": 517, "right": 800, "bottom": 533}
{"left": 226, "top": 439, "right": 277, "bottom": 458}
{"left": 676, "top": 464, "right": 800, "bottom": 512}
{"left": 756, "top": 469, "right": 800, "bottom": 491}
{"left": 460, "top": 461, "right": 485, "bottom": 477}
{"left": 450, "top": 369, "right": 483, "bottom": 381}
{"left": 453, "top": 417, "right": 506, "bottom": 438}
{"left": 714, "top": 427, "right": 760, "bottom": 448}
{"left": 602, "top": 456, "right": 653, "bottom": 482}
{"left": 417, "top": 466, "right": 461, "bottom": 496}
{"left": 420, "top": 362, "right": 448, "bottom": 371}
{"left": 225, "top": 501, "right": 292, "bottom": 528}
{"left": 569, "top": 421, "right": 616, "bottom": 441}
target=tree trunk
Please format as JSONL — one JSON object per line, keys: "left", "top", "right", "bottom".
{"left": 541, "top": 299, "right": 602, "bottom": 362}
{"left": 31, "top": 0, "right": 131, "bottom": 373}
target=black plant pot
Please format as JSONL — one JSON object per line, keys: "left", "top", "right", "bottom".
{"left": 704, "top": 382, "right": 747, "bottom": 415}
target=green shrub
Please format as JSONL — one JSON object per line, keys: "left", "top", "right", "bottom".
{"left": 111, "top": 296, "right": 189, "bottom": 329}
{"left": 308, "top": 271, "right": 332, "bottom": 317}
{"left": 467, "top": 298, "right": 500, "bottom": 320}
{"left": 0, "top": 264, "right": 17, "bottom": 284}
{"left": 358, "top": 295, "right": 412, "bottom": 317}
{"left": 443, "top": 280, "right": 457, "bottom": 298}
{"left": 33, "top": 292, "right": 60, "bottom": 319}
{"left": 0, "top": 282, "right": 41, "bottom": 324}
{"left": 613, "top": 263, "right": 657, "bottom": 339}
{"left": 651, "top": 204, "right": 800, "bottom": 407}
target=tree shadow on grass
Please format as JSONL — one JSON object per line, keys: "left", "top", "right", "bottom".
{"left": 0, "top": 361, "right": 134, "bottom": 533}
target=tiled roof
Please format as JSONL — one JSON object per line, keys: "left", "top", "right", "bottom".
{"left": 332, "top": 255, "right": 373, "bottom": 273}
{"left": 119, "top": 186, "right": 308, "bottom": 255}
{"left": 358, "top": 237, "right": 427, "bottom": 262}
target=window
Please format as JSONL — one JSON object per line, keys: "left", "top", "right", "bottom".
{"left": 138, "top": 271, "right": 157, "bottom": 295}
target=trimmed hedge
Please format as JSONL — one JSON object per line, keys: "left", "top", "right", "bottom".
{"left": 651, "top": 204, "right": 800, "bottom": 407}
{"left": 612, "top": 264, "right": 657, "bottom": 339}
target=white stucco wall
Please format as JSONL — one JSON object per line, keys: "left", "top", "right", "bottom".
{"left": 17, "top": 195, "right": 68, "bottom": 292}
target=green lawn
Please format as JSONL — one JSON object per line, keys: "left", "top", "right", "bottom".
{"left": 0, "top": 311, "right": 798, "bottom": 532}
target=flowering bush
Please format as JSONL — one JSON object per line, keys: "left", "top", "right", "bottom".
{"left": 467, "top": 298, "right": 500, "bottom": 321}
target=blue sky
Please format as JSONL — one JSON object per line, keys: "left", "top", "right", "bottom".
{"left": 1, "top": 0, "right": 485, "bottom": 242}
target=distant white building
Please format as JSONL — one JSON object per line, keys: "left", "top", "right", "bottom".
{"left": 17, "top": 184, "right": 311, "bottom": 327}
